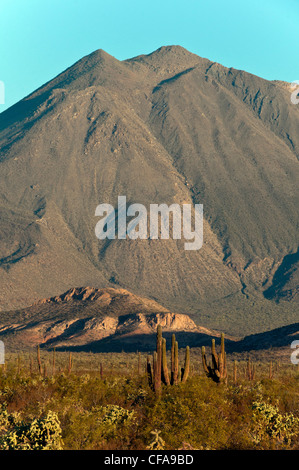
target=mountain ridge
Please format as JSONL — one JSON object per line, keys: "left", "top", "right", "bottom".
{"left": 0, "top": 46, "right": 298, "bottom": 335}
{"left": 0, "top": 286, "right": 297, "bottom": 359}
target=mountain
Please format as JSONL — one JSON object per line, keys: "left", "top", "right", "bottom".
{"left": 0, "top": 46, "right": 298, "bottom": 335}
{"left": 0, "top": 287, "right": 297, "bottom": 362}
{"left": 232, "top": 321, "right": 299, "bottom": 363}
{"left": 0, "top": 286, "right": 224, "bottom": 352}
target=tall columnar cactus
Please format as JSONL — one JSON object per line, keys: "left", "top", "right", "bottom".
{"left": 68, "top": 352, "right": 73, "bottom": 374}
{"left": 181, "top": 346, "right": 190, "bottom": 383}
{"left": 201, "top": 333, "right": 227, "bottom": 384}
{"left": 173, "top": 341, "right": 179, "bottom": 385}
{"left": 246, "top": 357, "right": 255, "bottom": 381}
{"left": 154, "top": 325, "right": 163, "bottom": 394}
{"left": 148, "top": 326, "right": 191, "bottom": 392}
{"left": 29, "top": 355, "right": 33, "bottom": 375}
{"left": 147, "top": 355, "right": 153, "bottom": 387}
{"left": 171, "top": 334, "right": 175, "bottom": 384}
{"left": 162, "top": 338, "right": 170, "bottom": 386}
{"left": 37, "top": 345, "right": 42, "bottom": 375}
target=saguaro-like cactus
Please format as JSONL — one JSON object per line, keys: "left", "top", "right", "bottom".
{"left": 171, "top": 334, "right": 175, "bottom": 384}
{"left": 181, "top": 346, "right": 190, "bottom": 383}
{"left": 154, "top": 325, "right": 163, "bottom": 394}
{"left": 246, "top": 357, "right": 255, "bottom": 381}
{"left": 162, "top": 338, "right": 170, "bottom": 385}
{"left": 233, "top": 360, "right": 237, "bottom": 385}
{"left": 37, "top": 345, "right": 42, "bottom": 375}
{"left": 148, "top": 326, "right": 191, "bottom": 392}
{"left": 147, "top": 355, "right": 153, "bottom": 387}
{"left": 68, "top": 352, "right": 73, "bottom": 374}
{"left": 173, "top": 341, "right": 179, "bottom": 385}
{"left": 201, "top": 333, "right": 227, "bottom": 383}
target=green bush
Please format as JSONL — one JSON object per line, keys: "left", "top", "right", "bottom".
{"left": 251, "top": 400, "right": 299, "bottom": 448}
{"left": 0, "top": 406, "right": 63, "bottom": 450}
{"left": 0, "top": 352, "right": 298, "bottom": 450}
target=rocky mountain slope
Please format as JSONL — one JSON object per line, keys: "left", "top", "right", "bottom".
{"left": 0, "top": 46, "right": 298, "bottom": 334}
{"left": 0, "top": 287, "right": 297, "bottom": 360}
{"left": 0, "top": 287, "right": 223, "bottom": 351}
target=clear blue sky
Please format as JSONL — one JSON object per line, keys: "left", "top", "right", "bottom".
{"left": 0, "top": 0, "right": 298, "bottom": 111}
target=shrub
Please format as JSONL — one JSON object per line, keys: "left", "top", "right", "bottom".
{"left": 251, "top": 400, "right": 299, "bottom": 448}
{"left": 0, "top": 406, "right": 63, "bottom": 450}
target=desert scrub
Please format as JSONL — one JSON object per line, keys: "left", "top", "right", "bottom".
{"left": 251, "top": 400, "right": 299, "bottom": 448}
{"left": 1, "top": 353, "right": 298, "bottom": 450}
{"left": 0, "top": 406, "right": 63, "bottom": 450}
{"left": 143, "top": 377, "right": 232, "bottom": 450}
{"left": 62, "top": 404, "right": 136, "bottom": 450}
{"left": 101, "top": 404, "right": 136, "bottom": 426}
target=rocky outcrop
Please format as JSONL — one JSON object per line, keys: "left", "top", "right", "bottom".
{"left": 0, "top": 287, "right": 214, "bottom": 350}
{"left": 0, "top": 311, "right": 201, "bottom": 349}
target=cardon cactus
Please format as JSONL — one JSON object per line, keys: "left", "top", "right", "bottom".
{"left": 148, "top": 326, "right": 191, "bottom": 393}
{"left": 162, "top": 338, "right": 170, "bottom": 386}
{"left": 246, "top": 357, "right": 256, "bottom": 381}
{"left": 154, "top": 325, "right": 163, "bottom": 394}
{"left": 181, "top": 346, "right": 190, "bottom": 383}
{"left": 201, "top": 333, "right": 227, "bottom": 384}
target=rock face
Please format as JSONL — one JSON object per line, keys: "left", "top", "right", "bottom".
{"left": 0, "top": 312, "right": 198, "bottom": 349}
{"left": 0, "top": 287, "right": 210, "bottom": 351}
{"left": 0, "top": 46, "right": 298, "bottom": 335}
{"left": 0, "top": 286, "right": 297, "bottom": 358}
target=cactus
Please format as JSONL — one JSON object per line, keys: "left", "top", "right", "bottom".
{"left": 154, "top": 325, "right": 163, "bottom": 394}
{"left": 36, "top": 345, "right": 42, "bottom": 375}
{"left": 173, "top": 341, "right": 179, "bottom": 385}
{"left": 233, "top": 360, "right": 237, "bottom": 385}
{"left": 201, "top": 333, "right": 227, "bottom": 384}
{"left": 170, "top": 334, "right": 175, "bottom": 384}
{"left": 246, "top": 357, "right": 255, "bottom": 381}
{"left": 181, "top": 346, "right": 190, "bottom": 383}
{"left": 162, "top": 338, "right": 170, "bottom": 385}
{"left": 68, "top": 352, "right": 72, "bottom": 374}
{"left": 147, "top": 355, "right": 153, "bottom": 387}
{"left": 148, "top": 326, "right": 191, "bottom": 392}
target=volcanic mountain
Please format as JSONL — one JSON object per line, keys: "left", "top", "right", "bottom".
{"left": 0, "top": 46, "right": 298, "bottom": 335}
{"left": 0, "top": 286, "right": 297, "bottom": 361}
{"left": 0, "top": 286, "right": 221, "bottom": 352}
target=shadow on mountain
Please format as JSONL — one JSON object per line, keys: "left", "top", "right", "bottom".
{"left": 263, "top": 248, "right": 299, "bottom": 301}
{"left": 0, "top": 90, "right": 55, "bottom": 133}
{"left": 232, "top": 322, "right": 299, "bottom": 353}
{"left": 52, "top": 331, "right": 237, "bottom": 353}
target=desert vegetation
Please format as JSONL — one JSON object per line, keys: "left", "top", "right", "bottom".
{"left": 0, "top": 329, "right": 298, "bottom": 450}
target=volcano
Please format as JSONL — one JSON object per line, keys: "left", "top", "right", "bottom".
{"left": 0, "top": 46, "right": 298, "bottom": 335}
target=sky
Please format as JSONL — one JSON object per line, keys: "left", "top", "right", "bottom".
{"left": 0, "top": 0, "right": 298, "bottom": 111}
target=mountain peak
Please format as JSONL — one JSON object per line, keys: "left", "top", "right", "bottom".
{"left": 126, "top": 44, "right": 209, "bottom": 77}
{"left": 131, "top": 44, "right": 198, "bottom": 60}
{"left": 17, "top": 47, "right": 139, "bottom": 105}
{"left": 0, "top": 46, "right": 299, "bottom": 336}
